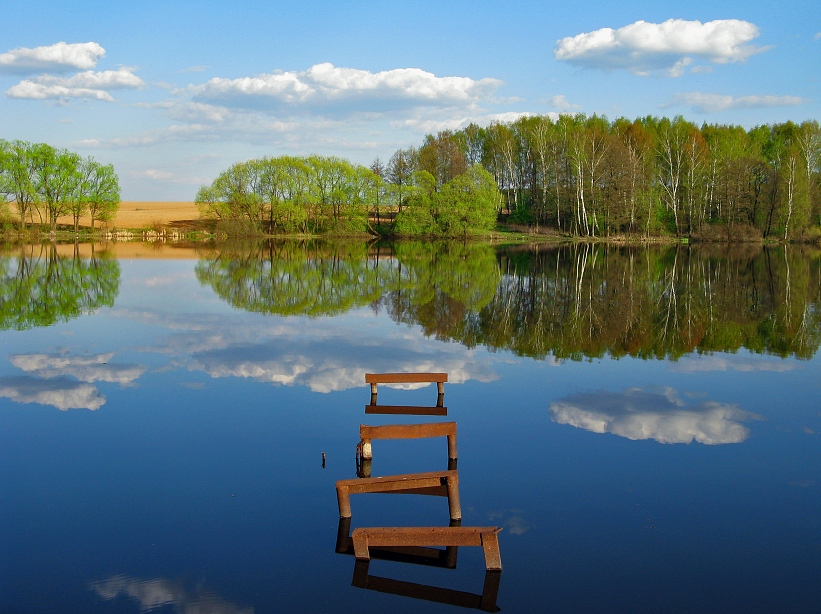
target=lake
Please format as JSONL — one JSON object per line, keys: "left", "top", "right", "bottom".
{"left": 1, "top": 240, "right": 820, "bottom": 613}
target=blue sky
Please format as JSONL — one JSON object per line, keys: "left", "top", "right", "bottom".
{"left": 1, "top": 0, "right": 819, "bottom": 200}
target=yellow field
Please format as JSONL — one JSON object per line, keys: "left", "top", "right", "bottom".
{"left": 54, "top": 201, "right": 201, "bottom": 229}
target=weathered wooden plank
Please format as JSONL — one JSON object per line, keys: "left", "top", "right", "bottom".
{"left": 365, "top": 372, "right": 448, "bottom": 384}
{"left": 365, "top": 404, "right": 448, "bottom": 416}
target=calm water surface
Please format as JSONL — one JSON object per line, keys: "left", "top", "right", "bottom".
{"left": 1, "top": 241, "right": 820, "bottom": 613}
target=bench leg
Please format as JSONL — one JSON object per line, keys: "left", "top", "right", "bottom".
{"left": 446, "top": 475, "right": 462, "bottom": 521}
{"left": 336, "top": 517, "right": 352, "bottom": 553}
{"left": 480, "top": 570, "right": 502, "bottom": 612}
{"left": 353, "top": 533, "right": 371, "bottom": 561}
{"left": 447, "top": 433, "right": 458, "bottom": 460}
{"left": 337, "top": 486, "right": 352, "bottom": 518}
{"left": 352, "top": 560, "right": 370, "bottom": 588}
{"left": 437, "top": 382, "right": 444, "bottom": 395}
{"left": 481, "top": 533, "right": 502, "bottom": 571}
{"left": 370, "top": 383, "right": 378, "bottom": 395}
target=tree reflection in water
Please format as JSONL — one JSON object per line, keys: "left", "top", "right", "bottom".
{"left": 194, "top": 241, "right": 821, "bottom": 360}
{"left": 0, "top": 243, "right": 120, "bottom": 330}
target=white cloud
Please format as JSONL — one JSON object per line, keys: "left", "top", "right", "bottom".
{"left": 9, "top": 353, "right": 146, "bottom": 385}
{"left": 554, "top": 19, "right": 769, "bottom": 76}
{"left": 549, "top": 387, "right": 762, "bottom": 444}
{"left": 77, "top": 103, "right": 305, "bottom": 148}
{"left": 180, "top": 65, "right": 209, "bottom": 73}
{"left": 0, "top": 41, "right": 104, "bottom": 74}
{"left": 0, "top": 376, "right": 104, "bottom": 410}
{"left": 393, "top": 110, "right": 536, "bottom": 134}
{"left": 549, "top": 95, "right": 579, "bottom": 110}
{"left": 668, "top": 92, "right": 806, "bottom": 113}
{"left": 129, "top": 169, "right": 207, "bottom": 185}
{"left": 7, "top": 67, "right": 145, "bottom": 101}
{"left": 670, "top": 354, "right": 797, "bottom": 373}
{"left": 190, "top": 62, "right": 502, "bottom": 110}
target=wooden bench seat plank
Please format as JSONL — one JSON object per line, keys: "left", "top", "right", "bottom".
{"left": 365, "top": 404, "right": 448, "bottom": 416}
{"left": 366, "top": 373, "right": 448, "bottom": 384}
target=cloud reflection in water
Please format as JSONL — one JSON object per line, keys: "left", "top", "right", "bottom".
{"left": 549, "top": 387, "right": 762, "bottom": 444}
{"left": 0, "top": 376, "right": 105, "bottom": 410}
{"left": 90, "top": 574, "right": 253, "bottom": 613}
{"left": 10, "top": 352, "right": 146, "bottom": 385}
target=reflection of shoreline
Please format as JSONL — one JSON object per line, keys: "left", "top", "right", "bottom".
{"left": 0, "top": 247, "right": 120, "bottom": 331}
{"left": 193, "top": 242, "right": 821, "bottom": 362}
{"left": 549, "top": 387, "right": 763, "bottom": 445}
{"left": 90, "top": 574, "right": 253, "bottom": 613}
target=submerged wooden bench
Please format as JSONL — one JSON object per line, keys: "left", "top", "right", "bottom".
{"left": 336, "top": 517, "right": 460, "bottom": 569}
{"left": 336, "top": 470, "right": 461, "bottom": 520}
{"left": 366, "top": 372, "right": 448, "bottom": 396}
{"left": 352, "top": 526, "right": 502, "bottom": 571}
{"left": 359, "top": 421, "right": 457, "bottom": 461}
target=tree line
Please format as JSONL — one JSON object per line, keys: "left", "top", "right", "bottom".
{"left": 400, "top": 116, "right": 821, "bottom": 240}
{"left": 195, "top": 154, "right": 501, "bottom": 236}
{"left": 0, "top": 140, "right": 121, "bottom": 233}
{"left": 198, "top": 116, "right": 820, "bottom": 240}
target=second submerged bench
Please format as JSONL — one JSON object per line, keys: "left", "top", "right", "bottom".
{"left": 366, "top": 372, "right": 448, "bottom": 396}
{"left": 336, "top": 470, "right": 461, "bottom": 520}
{"left": 358, "top": 421, "right": 457, "bottom": 461}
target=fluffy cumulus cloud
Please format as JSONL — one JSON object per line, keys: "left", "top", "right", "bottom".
{"left": 0, "top": 41, "right": 105, "bottom": 74}
{"left": 0, "top": 376, "right": 105, "bottom": 411}
{"left": 7, "top": 67, "right": 145, "bottom": 101}
{"left": 668, "top": 92, "right": 806, "bottom": 113}
{"left": 73, "top": 61, "right": 515, "bottom": 149}
{"left": 554, "top": 19, "right": 768, "bottom": 76}
{"left": 190, "top": 62, "right": 502, "bottom": 111}
{"left": 9, "top": 353, "right": 146, "bottom": 385}
{"left": 549, "top": 387, "right": 762, "bottom": 444}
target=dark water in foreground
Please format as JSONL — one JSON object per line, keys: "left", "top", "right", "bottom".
{"left": 1, "top": 241, "right": 820, "bottom": 613}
